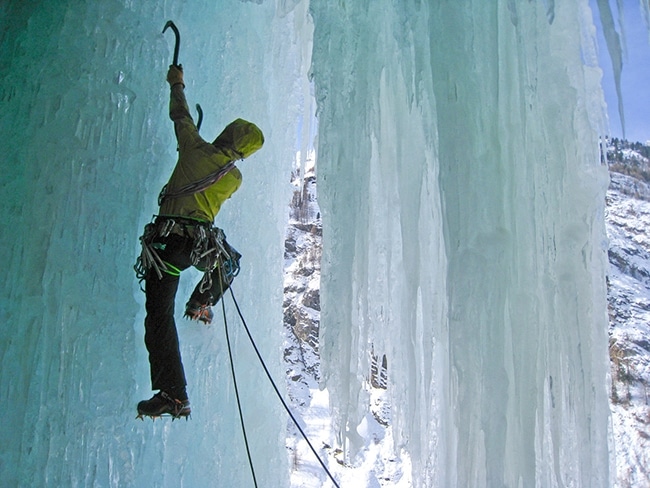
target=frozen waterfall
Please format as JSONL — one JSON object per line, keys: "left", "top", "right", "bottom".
{"left": 0, "top": 0, "right": 620, "bottom": 486}
{"left": 313, "top": 1, "right": 612, "bottom": 486}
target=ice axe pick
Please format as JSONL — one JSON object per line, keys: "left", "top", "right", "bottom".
{"left": 162, "top": 20, "right": 181, "bottom": 67}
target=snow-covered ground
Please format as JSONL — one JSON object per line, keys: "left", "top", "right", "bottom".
{"left": 283, "top": 144, "right": 650, "bottom": 487}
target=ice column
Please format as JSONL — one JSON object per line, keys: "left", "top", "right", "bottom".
{"left": 312, "top": 1, "right": 612, "bottom": 486}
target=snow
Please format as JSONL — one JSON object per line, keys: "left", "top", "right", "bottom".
{"left": 286, "top": 387, "right": 411, "bottom": 488}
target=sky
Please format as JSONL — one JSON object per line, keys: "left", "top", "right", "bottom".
{"left": 592, "top": 0, "right": 650, "bottom": 143}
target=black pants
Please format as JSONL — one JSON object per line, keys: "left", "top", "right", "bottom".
{"left": 144, "top": 233, "right": 236, "bottom": 393}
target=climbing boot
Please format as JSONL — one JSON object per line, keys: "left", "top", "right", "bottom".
{"left": 184, "top": 300, "right": 213, "bottom": 324}
{"left": 137, "top": 391, "right": 191, "bottom": 419}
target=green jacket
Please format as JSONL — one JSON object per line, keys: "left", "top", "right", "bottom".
{"left": 159, "top": 84, "right": 264, "bottom": 222}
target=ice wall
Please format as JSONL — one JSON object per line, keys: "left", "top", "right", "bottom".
{"left": 0, "top": 1, "right": 309, "bottom": 486}
{"left": 0, "top": 0, "right": 621, "bottom": 486}
{"left": 312, "top": 0, "right": 613, "bottom": 486}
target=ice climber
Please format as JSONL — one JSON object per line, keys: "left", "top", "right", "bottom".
{"left": 134, "top": 65, "right": 264, "bottom": 419}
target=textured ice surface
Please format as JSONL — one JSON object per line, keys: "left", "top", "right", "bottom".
{"left": 311, "top": 1, "right": 612, "bottom": 486}
{"left": 0, "top": 1, "right": 307, "bottom": 486}
{"left": 0, "top": 0, "right": 625, "bottom": 486}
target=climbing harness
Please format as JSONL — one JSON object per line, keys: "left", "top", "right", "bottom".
{"left": 219, "top": 279, "right": 341, "bottom": 488}
{"left": 133, "top": 216, "right": 240, "bottom": 294}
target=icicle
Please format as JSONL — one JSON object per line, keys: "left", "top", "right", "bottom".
{"left": 596, "top": 0, "right": 626, "bottom": 136}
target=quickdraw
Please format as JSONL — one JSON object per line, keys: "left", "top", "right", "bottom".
{"left": 133, "top": 217, "right": 240, "bottom": 292}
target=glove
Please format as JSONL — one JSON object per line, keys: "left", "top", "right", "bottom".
{"left": 167, "top": 64, "right": 184, "bottom": 88}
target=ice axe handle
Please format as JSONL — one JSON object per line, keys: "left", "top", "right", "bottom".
{"left": 196, "top": 104, "right": 203, "bottom": 132}
{"left": 162, "top": 21, "right": 181, "bottom": 67}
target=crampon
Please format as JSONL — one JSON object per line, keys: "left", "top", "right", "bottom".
{"left": 136, "top": 391, "right": 191, "bottom": 421}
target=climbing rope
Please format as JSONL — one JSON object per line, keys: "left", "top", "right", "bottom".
{"left": 158, "top": 160, "right": 237, "bottom": 206}
{"left": 219, "top": 275, "right": 258, "bottom": 487}
{"left": 221, "top": 282, "right": 341, "bottom": 488}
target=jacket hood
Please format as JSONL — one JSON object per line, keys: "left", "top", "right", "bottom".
{"left": 212, "top": 118, "right": 264, "bottom": 159}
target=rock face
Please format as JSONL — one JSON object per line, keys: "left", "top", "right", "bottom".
{"left": 605, "top": 141, "right": 650, "bottom": 487}
{"left": 284, "top": 160, "right": 322, "bottom": 392}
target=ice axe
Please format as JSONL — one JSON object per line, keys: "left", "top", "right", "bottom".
{"left": 162, "top": 20, "right": 204, "bottom": 133}
{"left": 162, "top": 20, "right": 181, "bottom": 67}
